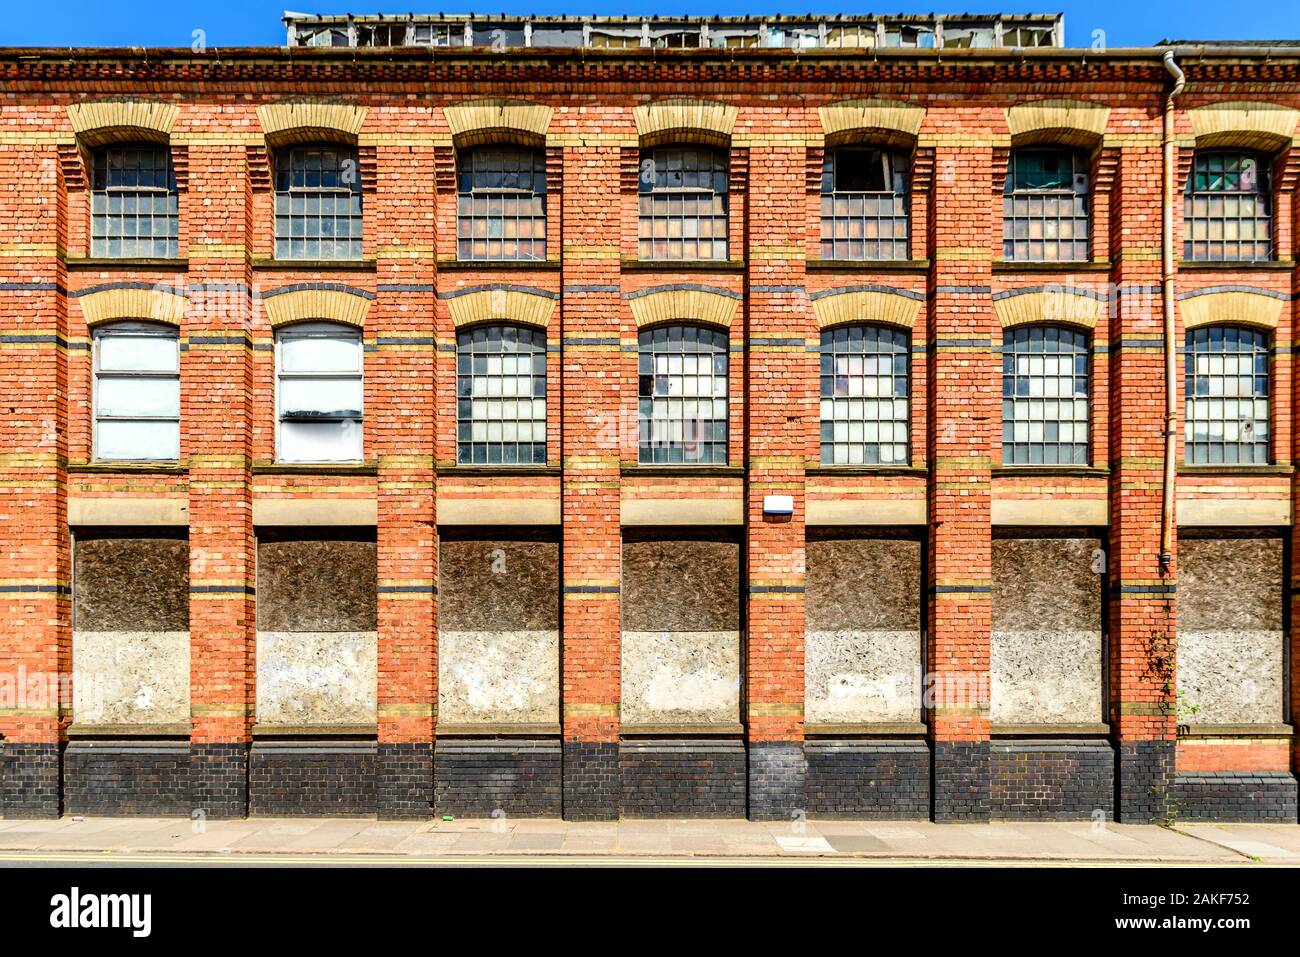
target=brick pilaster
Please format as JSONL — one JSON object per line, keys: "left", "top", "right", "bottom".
{"left": 0, "top": 140, "right": 68, "bottom": 819}
{"left": 744, "top": 143, "right": 811, "bottom": 821}
{"left": 186, "top": 143, "right": 255, "bottom": 819}
{"left": 560, "top": 145, "right": 623, "bottom": 820}
{"left": 373, "top": 143, "right": 438, "bottom": 818}
{"left": 1109, "top": 143, "right": 1177, "bottom": 823}
{"left": 927, "top": 141, "right": 997, "bottom": 822}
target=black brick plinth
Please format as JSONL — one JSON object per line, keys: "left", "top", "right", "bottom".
{"left": 248, "top": 741, "right": 375, "bottom": 816}
{"left": 376, "top": 742, "right": 433, "bottom": 820}
{"left": 805, "top": 740, "right": 930, "bottom": 818}
{"left": 65, "top": 740, "right": 191, "bottom": 816}
{"left": 932, "top": 740, "right": 991, "bottom": 822}
{"left": 433, "top": 739, "right": 561, "bottom": 817}
{"left": 561, "top": 741, "right": 620, "bottom": 821}
{"left": 990, "top": 739, "right": 1115, "bottom": 821}
{"left": 619, "top": 739, "right": 745, "bottom": 818}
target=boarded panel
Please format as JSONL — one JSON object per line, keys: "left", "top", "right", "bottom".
{"left": 1178, "top": 532, "right": 1284, "bottom": 725}
{"left": 256, "top": 533, "right": 377, "bottom": 632}
{"left": 621, "top": 532, "right": 741, "bottom": 727}
{"left": 72, "top": 532, "right": 189, "bottom": 727}
{"left": 991, "top": 535, "right": 1103, "bottom": 724}
{"left": 255, "top": 531, "right": 377, "bottom": 726}
{"left": 438, "top": 532, "right": 560, "bottom": 726}
{"left": 805, "top": 531, "right": 923, "bottom": 724}
{"left": 74, "top": 533, "right": 188, "bottom": 631}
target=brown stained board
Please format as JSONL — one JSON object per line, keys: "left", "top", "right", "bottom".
{"left": 73, "top": 533, "right": 189, "bottom": 631}
{"left": 1178, "top": 532, "right": 1283, "bottom": 632}
{"left": 621, "top": 531, "right": 740, "bottom": 632}
{"left": 805, "top": 531, "right": 921, "bottom": 632}
{"left": 991, "top": 535, "right": 1103, "bottom": 632}
{"left": 438, "top": 531, "right": 560, "bottom": 632}
{"left": 256, "top": 533, "right": 377, "bottom": 632}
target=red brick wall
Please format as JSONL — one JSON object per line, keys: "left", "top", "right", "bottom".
{"left": 0, "top": 48, "right": 1296, "bottom": 788}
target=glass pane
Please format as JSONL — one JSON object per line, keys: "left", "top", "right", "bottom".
{"left": 279, "top": 377, "right": 363, "bottom": 417}
{"left": 98, "top": 333, "right": 178, "bottom": 372}
{"left": 97, "top": 376, "right": 179, "bottom": 418}
{"left": 280, "top": 334, "right": 361, "bottom": 373}
{"left": 279, "top": 419, "right": 363, "bottom": 462}
{"left": 97, "top": 419, "right": 179, "bottom": 461}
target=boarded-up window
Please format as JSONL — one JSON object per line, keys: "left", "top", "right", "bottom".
{"left": 805, "top": 530, "right": 922, "bottom": 724}
{"left": 438, "top": 530, "right": 560, "bottom": 726}
{"left": 72, "top": 531, "right": 189, "bottom": 727}
{"left": 621, "top": 531, "right": 740, "bottom": 727}
{"left": 991, "top": 533, "right": 1104, "bottom": 724}
{"left": 1178, "top": 531, "right": 1284, "bottom": 725}
{"left": 255, "top": 530, "right": 377, "bottom": 727}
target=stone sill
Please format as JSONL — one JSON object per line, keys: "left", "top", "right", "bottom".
{"left": 68, "top": 462, "right": 187, "bottom": 475}
{"left": 621, "top": 723, "right": 745, "bottom": 736}
{"left": 436, "top": 724, "right": 561, "bottom": 736}
{"left": 437, "top": 465, "right": 561, "bottom": 477}
{"left": 620, "top": 464, "right": 745, "bottom": 478}
{"left": 992, "top": 259, "right": 1111, "bottom": 272}
{"left": 251, "top": 257, "right": 376, "bottom": 270}
{"left": 1179, "top": 259, "right": 1296, "bottom": 271}
{"left": 1178, "top": 464, "right": 1295, "bottom": 476}
{"left": 621, "top": 257, "right": 746, "bottom": 272}
{"left": 806, "top": 258, "right": 930, "bottom": 272}
{"left": 67, "top": 724, "right": 189, "bottom": 738}
{"left": 806, "top": 722, "right": 928, "bottom": 737}
{"left": 66, "top": 257, "right": 187, "bottom": 269}
{"left": 251, "top": 462, "right": 379, "bottom": 476}
{"left": 436, "top": 258, "right": 561, "bottom": 271}
{"left": 251, "top": 724, "right": 377, "bottom": 737}
{"left": 806, "top": 465, "right": 928, "bottom": 477}
{"left": 991, "top": 723, "right": 1111, "bottom": 737}
{"left": 1179, "top": 723, "right": 1294, "bottom": 738}
{"left": 992, "top": 465, "right": 1110, "bottom": 478}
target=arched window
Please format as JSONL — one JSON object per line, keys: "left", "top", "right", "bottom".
{"left": 1185, "top": 325, "right": 1270, "bottom": 465}
{"left": 91, "top": 145, "right": 178, "bottom": 258}
{"left": 638, "top": 146, "right": 728, "bottom": 261}
{"left": 821, "top": 148, "right": 910, "bottom": 261}
{"left": 637, "top": 324, "right": 728, "bottom": 464}
{"left": 1002, "top": 325, "right": 1090, "bottom": 465}
{"left": 275, "top": 323, "right": 363, "bottom": 462}
{"left": 819, "top": 324, "right": 909, "bottom": 465}
{"left": 457, "top": 146, "right": 547, "bottom": 262}
{"left": 274, "top": 145, "right": 362, "bottom": 260}
{"left": 93, "top": 322, "right": 180, "bottom": 461}
{"left": 456, "top": 324, "right": 548, "bottom": 465}
{"left": 1003, "top": 149, "right": 1090, "bottom": 262}
{"left": 1184, "top": 151, "right": 1273, "bottom": 262}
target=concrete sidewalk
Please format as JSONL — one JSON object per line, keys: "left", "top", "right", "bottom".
{"left": 1, "top": 816, "right": 1298, "bottom": 864}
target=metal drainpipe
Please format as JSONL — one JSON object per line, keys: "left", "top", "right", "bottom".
{"left": 1159, "top": 51, "right": 1186, "bottom": 573}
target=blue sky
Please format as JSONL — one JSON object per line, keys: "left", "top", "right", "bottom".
{"left": 2, "top": 1, "right": 1297, "bottom": 48}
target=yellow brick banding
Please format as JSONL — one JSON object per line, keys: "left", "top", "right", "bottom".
{"left": 995, "top": 290, "right": 1104, "bottom": 330}
{"left": 1179, "top": 290, "right": 1283, "bottom": 331}
{"left": 256, "top": 101, "right": 368, "bottom": 147}
{"left": 1005, "top": 98, "right": 1110, "bottom": 148}
{"left": 629, "top": 288, "right": 738, "bottom": 330}
{"left": 68, "top": 100, "right": 179, "bottom": 147}
{"left": 443, "top": 100, "right": 553, "bottom": 145}
{"left": 263, "top": 289, "right": 372, "bottom": 329}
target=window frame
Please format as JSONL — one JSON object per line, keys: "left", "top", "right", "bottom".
{"left": 1002, "top": 147, "right": 1092, "bottom": 263}
{"left": 92, "top": 321, "right": 181, "bottom": 463}
{"left": 818, "top": 323, "right": 911, "bottom": 466}
{"left": 1184, "top": 324, "right": 1271, "bottom": 466}
{"left": 455, "top": 145, "right": 548, "bottom": 263}
{"left": 637, "top": 322, "right": 730, "bottom": 465}
{"left": 1000, "top": 323, "right": 1092, "bottom": 466}
{"left": 274, "top": 322, "right": 365, "bottom": 464}
{"left": 90, "top": 143, "right": 179, "bottom": 260}
{"left": 455, "top": 322, "right": 549, "bottom": 466}
{"left": 637, "top": 145, "right": 730, "bottom": 262}
{"left": 820, "top": 146, "right": 911, "bottom": 261}
{"left": 273, "top": 144, "right": 364, "bottom": 262}
{"left": 1183, "top": 149, "right": 1275, "bottom": 263}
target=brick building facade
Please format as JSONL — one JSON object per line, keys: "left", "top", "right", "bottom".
{"left": 1, "top": 15, "right": 1298, "bottom": 823}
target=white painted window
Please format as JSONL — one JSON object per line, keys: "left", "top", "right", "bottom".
{"left": 93, "top": 322, "right": 181, "bottom": 461}
{"left": 275, "top": 323, "right": 364, "bottom": 463}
